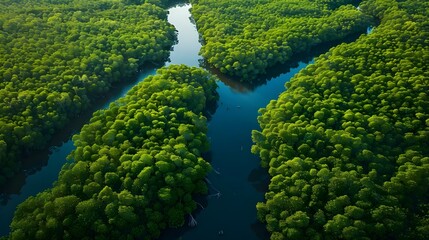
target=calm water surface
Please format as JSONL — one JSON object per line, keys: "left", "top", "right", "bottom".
{"left": 0, "top": 4, "right": 315, "bottom": 238}
{"left": 162, "top": 4, "right": 312, "bottom": 240}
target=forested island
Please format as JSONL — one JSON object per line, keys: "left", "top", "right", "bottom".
{"left": 251, "top": 0, "right": 429, "bottom": 239}
{"left": 190, "top": 0, "right": 371, "bottom": 81}
{"left": 8, "top": 65, "right": 218, "bottom": 239}
{"left": 1, "top": 0, "right": 428, "bottom": 239}
{"left": 0, "top": 0, "right": 176, "bottom": 186}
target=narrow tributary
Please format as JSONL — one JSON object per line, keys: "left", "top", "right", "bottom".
{"left": 0, "top": 4, "right": 352, "bottom": 239}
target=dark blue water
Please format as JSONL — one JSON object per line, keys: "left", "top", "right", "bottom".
{"left": 159, "top": 4, "right": 313, "bottom": 240}
{"left": 173, "top": 62, "right": 309, "bottom": 239}
{"left": 0, "top": 4, "right": 313, "bottom": 238}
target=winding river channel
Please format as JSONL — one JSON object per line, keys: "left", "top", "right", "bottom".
{"left": 0, "top": 3, "right": 357, "bottom": 239}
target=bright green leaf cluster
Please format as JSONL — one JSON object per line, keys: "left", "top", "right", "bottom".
{"left": 252, "top": 0, "right": 429, "bottom": 239}
{"left": 190, "top": 0, "right": 371, "bottom": 81}
{"left": 0, "top": 0, "right": 176, "bottom": 186}
{"left": 8, "top": 65, "right": 219, "bottom": 240}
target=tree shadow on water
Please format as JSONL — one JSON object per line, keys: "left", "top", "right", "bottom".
{"left": 201, "top": 31, "right": 365, "bottom": 93}
{"left": 248, "top": 166, "right": 270, "bottom": 193}
{"left": 0, "top": 64, "right": 163, "bottom": 205}
{"left": 203, "top": 97, "right": 219, "bottom": 121}
{"left": 251, "top": 220, "right": 270, "bottom": 240}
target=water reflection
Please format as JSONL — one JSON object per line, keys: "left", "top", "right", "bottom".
{"left": 0, "top": 2, "right": 368, "bottom": 238}
{"left": 0, "top": 3, "right": 191, "bottom": 237}
{"left": 204, "top": 30, "right": 365, "bottom": 93}
{"left": 248, "top": 167, "right": 270, "bottom": 193}
{"left": 0, "top": 66, "right": 159, "bottom": 236}
{"left": 251, "top": 221, "right": 271, "bottom": 240}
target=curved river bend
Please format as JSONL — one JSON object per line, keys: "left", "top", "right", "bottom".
{"left": 1, "top": 4, "right": 332, "bottom": 239}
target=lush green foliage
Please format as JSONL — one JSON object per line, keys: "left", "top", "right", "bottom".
{"left": 9, "top": 65, "right": 219, "bottom": 240}
{"left": 0, "top": 0, "right": 176, "bottom": 186}
{"left": 252, "top": 0, "right": 429, "bottom": 239}
{"left": 190, "top": 0, "right": 370, "bottom": 81}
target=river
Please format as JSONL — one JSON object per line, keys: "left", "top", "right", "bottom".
{"left": 0, "top": 3, "right": 338, "bottom": 239}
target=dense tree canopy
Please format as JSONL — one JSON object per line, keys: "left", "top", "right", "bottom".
{"left": 3, "top": 0, "right": 429, "bottom": 239}
{"left": 252, "top": 0, "right": 429, "bottom": 239}
{"left": 8, "top": 65, "right": 219, "bottom": 240}
{"left": 0, "top": 0, "right": 176, "bottom": 186}
{"left": 189, "top": 0, "right": 371, "bottom": 81}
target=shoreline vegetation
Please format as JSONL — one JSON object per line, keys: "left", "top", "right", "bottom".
{"left": 252, "top": 0, "right": 429, "bottom": 239}
{"left": 8, "top": 65, "right": 219, "bottom": 239}
{"left": 189, "top": 0, "right": 371, "bottom": 82}
{"left": 1, "top": 0, "right": 428, "bottom": 239}
{"left": 0, "top": 0, "right": 176, "bottom": 187}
